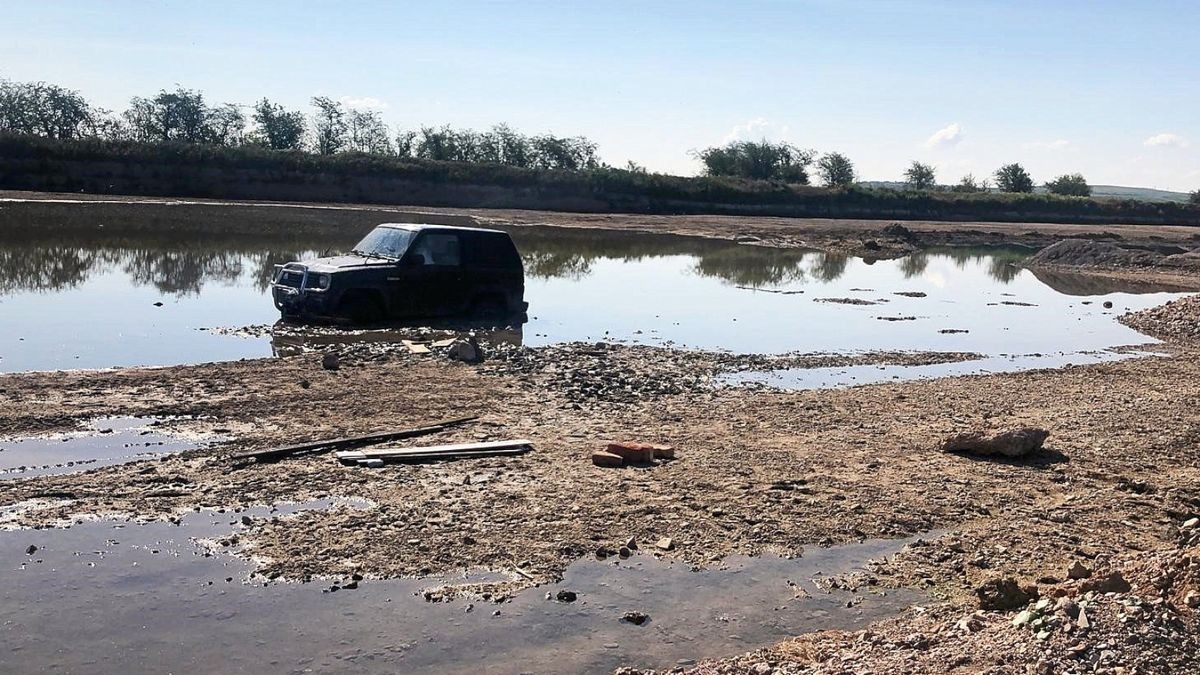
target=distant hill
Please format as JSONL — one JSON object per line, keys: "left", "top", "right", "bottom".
{"left": 859, "top": 181, "right": 1192, "bottom": 203}
{"left": 1089, "top": 185, "right": 1192, "bottom": 203}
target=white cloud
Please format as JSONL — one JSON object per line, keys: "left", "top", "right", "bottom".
{"left": 1022, "top": 139, "right": 1071, "bottom": 151}
{"left": 925, "top": 123, "right": 962, "bottom": 149}
{"left": 1144, "top": 132, "right": 1189, "bottom": 148}
{"left": 720, "top": 118, "right": 791, "bottom": 144}
{"left": 338, "top": 96, "right": 389, "bottom": 110}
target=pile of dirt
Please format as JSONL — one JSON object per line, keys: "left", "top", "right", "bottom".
{"left": 1120, "top": 294, "right": 1200, "bottom": 342}
{"left": 1029, "top": 239, "right": 1164, "bottom": 268}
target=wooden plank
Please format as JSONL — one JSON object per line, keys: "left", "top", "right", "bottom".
{"left": 231, "top": 416, "right": 479, "bottom": 463}
{"left": 345, "top": 447, "right": 530, "bottom": 464}
{"left": 337, "top": 439, "right": 532, "bottom": 464}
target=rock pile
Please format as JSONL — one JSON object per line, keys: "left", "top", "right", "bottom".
{"left": 1120, "top": 294, "right": 1200, "bottom": 342}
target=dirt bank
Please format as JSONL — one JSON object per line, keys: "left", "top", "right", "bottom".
{"left": 5, "top": 190, "right": 1200, "bottom": 270}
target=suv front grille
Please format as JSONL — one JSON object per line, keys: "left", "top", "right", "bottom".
{"left": 278, "top": 271, "right": 303, "bottom": 288}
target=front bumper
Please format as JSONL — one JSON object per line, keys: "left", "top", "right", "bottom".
{"left": 272, "top": 285, "right": 333, "bottom": 318}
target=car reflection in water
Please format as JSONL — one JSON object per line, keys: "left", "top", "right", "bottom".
{"left": 268, "top": 314, "right": 526, "bottom": 358}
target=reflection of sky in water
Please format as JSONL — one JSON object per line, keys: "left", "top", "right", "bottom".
{"left": 0, "top": 231, "right": 1184, "bottom": 373}
{"left": 523, "top": 253, "right": 1177, "bottom": 355}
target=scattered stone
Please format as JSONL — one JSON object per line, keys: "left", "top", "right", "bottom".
{"left": 1103, "top": 300, "right": 1114, "bottom": 309}
{"left": 240, "top": 515, "right": 252, "bottom": 526}
{"left": 975, "top": 577, "right": 1037, "bottom": 611}
{"left": 1183, "top": 517, "right": 1199, "bottom": 530}
{"left": 815, "top": 297, "right": 880, "bottom": 306}
{"left": 620, "top": 611, "right": 650, "bottom": 626}
{"left": 152, "top": 301, "right": 164, "bottom": 307}
{"left": 447, "top": 339, "right": 481, "bottom": 364}
{"left": 1067, "top": 560, "right": 1093, "bottom": 580}
{"left": 894, "top": 291, "right": 927, "bottom": 298}
{"left": 939, "top": 427, "right": 1051, "bottom": 458}
{"left": 655, "top": 537, "right": 675, "bottom": 551}
{"left": 1080, "top": 571, "right": 1132, "bottom": 594}
{"left": 25, "top": 544, "right": 37, "bottom": 555}
{"left": 939, "top": 328, "right": 969, "bottom": 334}
{"left": 321, "top": 352, "right": 340, "bottom": 371}
{"left": 555, "top": 590, "right": 577, "bottom": 603}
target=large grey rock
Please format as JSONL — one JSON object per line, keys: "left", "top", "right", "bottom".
{"left": 939, "top": 427, "right": 1050, "bottom": 458}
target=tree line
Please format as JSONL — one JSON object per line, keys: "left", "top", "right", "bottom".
{"left": 696, "top": 139, "right": 1101, "bottom": 197}
{"left": 0, "top": 79, "right": 599, "bottom": 171}
{"left": 1, "top": 78, "right": 1194, "bottom": 201}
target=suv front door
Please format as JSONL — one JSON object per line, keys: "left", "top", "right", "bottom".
{"left": 398, "top": 232, "right": 466, "bottom": 317}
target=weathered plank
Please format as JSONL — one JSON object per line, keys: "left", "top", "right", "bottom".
{"left": 231, "top": 416, "right": 479, "bottom": 463}
{"left": 337, "top": 439, "right": 532, "bottom": 464}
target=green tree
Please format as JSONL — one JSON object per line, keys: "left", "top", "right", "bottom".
{"left": 206, "top": 103, "right": 246, "bottom": 146}
{"left": 1045, "top": 173, "right": 1091, "bottom": 197}
{"left": 310, "top": 96, "right": 347, "bottom": 155}
{"left": 1191, "top": 190, "right": 1200, "bottom": 206}
{"left": 123, "top": 87, "right": 212, "bottom": 143}
{"left": 346, "top": 108, "right": 392, "bottom": 154}
{"left": 904, "top": 161, "right": 937, "bottom": 190}
{"left": 817, "top": 152, "right": 855, "bottom": 187}
{"left": 252, "top": 99, "right": 305, "bottom": 150}
{"left": 0, "top": 80, "right": 93, "bottom": 139}
{"left": 951, "top": 174, "right": 987, "bottom": 193}
{"left": 694, "top": 140, "right": 815, "bottom": 183}
{"left": 994, "top": 163, "right": 1034, "bottom": 193}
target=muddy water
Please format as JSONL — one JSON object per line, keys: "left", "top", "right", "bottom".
{"left": 1, "top": 502, "right": 922, "bottom": 673}
{"left": 0, "top": 205, "right": 1184, "bottom": 374}
{"left": 0, "top": 416, "right": 219, "bottom": 480}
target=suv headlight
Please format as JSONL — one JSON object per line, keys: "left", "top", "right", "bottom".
{"left": 309, "top": 273, "right": 331, "bottom": 290}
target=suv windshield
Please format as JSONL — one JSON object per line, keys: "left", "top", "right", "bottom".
{"left": 351, "top": 227, "right": 414, "bottom": 260}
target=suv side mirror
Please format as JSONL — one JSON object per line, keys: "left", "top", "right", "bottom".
{"left": 404, "top": 253, "right": 426, "bottom": 267}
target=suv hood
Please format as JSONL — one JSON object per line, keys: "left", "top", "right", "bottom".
{"left": 299, "top": 254, "right": 396, "bottom": 273}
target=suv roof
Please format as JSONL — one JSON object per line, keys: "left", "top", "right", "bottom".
{"left": 377, "top": 223, "right": 509, "bottom": 236}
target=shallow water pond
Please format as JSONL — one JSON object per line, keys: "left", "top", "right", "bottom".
{"left": 1, "top": 502, "right": 922, "bottom": 673}
{"left": 0, "top": 204, "right": 1182, "bottom": 375}
{"left": 0, "top": 416, "right": 219, "bottom": 480}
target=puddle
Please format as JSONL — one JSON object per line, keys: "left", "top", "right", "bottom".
{"left": 0, "top": 504, "right": 923, "bottom": 673}
{"left": 0, "top": 205, "right": 1186, "bottom": 376}
{"left": 727, "top": 348, "right": 1166, "bottom": 389}
{"left": 0, "top": 416, "right": 219, "bottom": 480}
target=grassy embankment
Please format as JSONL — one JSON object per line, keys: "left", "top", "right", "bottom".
{"left": 2, "top": 133, "right": 1199, "bottom": 226}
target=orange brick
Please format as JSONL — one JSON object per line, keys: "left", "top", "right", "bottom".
{"left": 591, "top": 451, "right": 625, "bottom": 467}
{"left": 606, "top": 442, "right": 655, "bottom": 464}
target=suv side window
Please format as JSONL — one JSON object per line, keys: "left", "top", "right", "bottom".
{"left": 410, "top": 233, "right": 461, "bottom": 266}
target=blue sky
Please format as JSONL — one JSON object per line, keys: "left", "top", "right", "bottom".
{"left": 2, "top": 0, "right": 1197, "bottom": 190}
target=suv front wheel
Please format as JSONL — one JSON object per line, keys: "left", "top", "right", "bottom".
{"left": 338, "top": 293, "right": 384, "bottom": 324}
